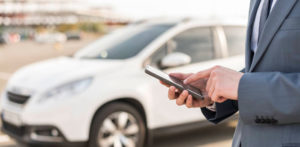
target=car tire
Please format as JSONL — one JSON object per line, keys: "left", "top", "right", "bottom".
{"left": 89, "top": 102, "right": 146, "bottom": 147}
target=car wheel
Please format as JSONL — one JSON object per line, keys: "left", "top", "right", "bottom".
{"left": 89, "top": 102, "right": 146, "bottom": 147}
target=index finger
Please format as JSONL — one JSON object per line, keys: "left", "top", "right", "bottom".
{"left": 169, "top": 73, "right": 192, "bottom": 80}
{"left": 160, "top": 81, "right": 170, "bottom": 87}
{"left": 184, "top": 68, "right": 214, "bottom": 84}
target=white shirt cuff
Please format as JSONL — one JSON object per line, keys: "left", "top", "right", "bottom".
{"left": 205, "top": 102, "right": 216, "bottom": 112}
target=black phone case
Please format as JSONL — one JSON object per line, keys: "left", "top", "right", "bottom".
{"left": 145, "top": 68, "right": 204, "bottom": 99}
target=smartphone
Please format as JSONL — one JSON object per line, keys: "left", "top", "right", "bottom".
{"left": 145, "top": 65, "right": 204, "bottom": 99}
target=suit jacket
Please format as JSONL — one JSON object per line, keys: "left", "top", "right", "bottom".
{"left": 201, "top": 0, "right": 300, "bottom": 147}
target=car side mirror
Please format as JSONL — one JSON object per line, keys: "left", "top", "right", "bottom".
{"left": 161, "top": 52, "right": 191, "bottom": 68}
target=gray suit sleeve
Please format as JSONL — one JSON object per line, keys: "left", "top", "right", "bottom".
{"left": 238, "top": 72, "right": 300, "bottom": 125}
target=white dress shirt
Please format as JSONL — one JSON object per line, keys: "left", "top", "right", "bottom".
{"left": 251, "top": 0, "right": 277, "bottom": 53}
{"left": 206, "top": 0, "right": 277, "bottom": 112}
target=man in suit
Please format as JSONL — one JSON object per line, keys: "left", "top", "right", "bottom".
{"left": 160, "top": 0, "right": 300, "bottom": 146}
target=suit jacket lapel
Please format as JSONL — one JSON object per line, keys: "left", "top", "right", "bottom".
{"left": 249, "top": 0, "right": 297, "bottom": 72}
{"left": 245, "top": 0, "right": 260, "bottom": 72}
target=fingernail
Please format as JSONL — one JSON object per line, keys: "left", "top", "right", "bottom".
{"left": 170, "top": 86, "right": 174, "bottom": 90}
{"left": 184, "top": 79, "right": 188, "bottom": 84}
{"left": 184, "top": 90, "right": 188, "bottom": 95}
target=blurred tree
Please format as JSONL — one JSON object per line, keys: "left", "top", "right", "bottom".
{"left": 56, "top": 24, "right": 79, "bottom": 32}
{"left": 55, "top": 22, "right": 106, "bottom": 34}
{"left": 79, "top": 22, "right": 106, "bottom": 33}
{"left": 35, "top": 26, "right": 48, "bottom": 33}
{"left": 0, "top": 26, "right": 4, "bottom": 33}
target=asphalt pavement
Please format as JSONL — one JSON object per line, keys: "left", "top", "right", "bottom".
{"left": 0, "top": 122, "right": 236, "bottom": 147}
{"left": 0, "top": 36, "right": 237, "bottom": 147}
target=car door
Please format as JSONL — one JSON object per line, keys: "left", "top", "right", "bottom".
{"left": 147, "top": 26, "right": 220, "bottom": 128}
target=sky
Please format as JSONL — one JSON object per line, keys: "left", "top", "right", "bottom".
{"left": 86, "top": 0, "right": 250, "bottom": 20}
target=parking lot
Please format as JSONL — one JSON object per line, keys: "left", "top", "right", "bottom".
{"left": 0, "top": 37, "right": 236, "bottom": 147}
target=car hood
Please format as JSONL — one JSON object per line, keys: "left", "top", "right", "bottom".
{"left": 7, "top": 57, "right": 125, "bottom": 92}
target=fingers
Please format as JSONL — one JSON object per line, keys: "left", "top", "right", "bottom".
{"left": 168, "top": 86, "right": 177, "bottom": 100}
{"left": 160, "top": 81, "right": 170, "bottom": 87}
{"left": 217, "top": 97, "right": 227, "bottom": 103}
{"left": 215, "top": 97, "right": 227, "bottom": 103}
{"left": 167, "top": 66, "right": 231, "bottom": 107}
{"left": 176, "top": 90, "right": 189, "bottom": 106}
{"left": 208, "top": 78, "right": 216, "bottom": 98}
{"left": 206, "top": 76, "right": 213, "bottom": 93}
{"left": 208, "top": 85, "right": 215, "bottom": 99}
{"left": 184, "top": 68, "right": 214, "bottom": 84}
{"left": 211, "top": 91, "right": 219, "bottom": 103}
{"left": 211, "top": 92, "right": 227, "bottom": 103}
{"left": 169, "top": 73, "right": 192, "bottom": 80}
{"left": 186, "top": 95, "right": 193, "bottom": 108}
{"left": 168, "top": 86, "right": 188, "bottom": 104}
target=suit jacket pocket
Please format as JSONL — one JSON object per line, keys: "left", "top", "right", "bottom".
{"left": 280, "top": 18, "right": 300, "bottom": 30}
{"left": 282, "top": 143, "right": 300, "bottom": 147}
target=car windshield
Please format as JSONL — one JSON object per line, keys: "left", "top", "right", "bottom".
{"left": 74, "top": 24, "right": 173, "bottom": 60}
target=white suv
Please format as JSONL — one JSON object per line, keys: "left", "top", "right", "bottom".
{"left": 1, "top": 18, "right": 246, "bottom": 147}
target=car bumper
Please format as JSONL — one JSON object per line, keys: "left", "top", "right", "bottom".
{"left": 1, "top": 118, "right": 87, "bottom": 147}
{"left": 1, "top": 92, "right": 94, "bottom": 142}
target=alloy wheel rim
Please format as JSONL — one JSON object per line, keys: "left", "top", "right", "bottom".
{"left": 98, "top": 111, "right": 139, "bottom": 147}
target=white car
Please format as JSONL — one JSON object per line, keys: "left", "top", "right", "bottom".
{"left": 1, "top": 18, "right": 246, "bottom": 147}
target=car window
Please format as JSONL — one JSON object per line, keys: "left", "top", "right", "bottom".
{"left": 75, "top": 24, "right": 173, "bottom": 60}
{"left": 223, "top": 26, "right": 246, "bottom": 56}
{"left": 149, "top": 27, "right": 214, "bottom": 68}
{"left": 150, "top": 44, "right": 168, "bottom": 68}
{"left": 172, "top": 27, "right": 215, "bottom": 63}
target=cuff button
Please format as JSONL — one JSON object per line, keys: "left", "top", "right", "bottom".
{"left": 255, "top": 119, "right": 261, "bottom": 123}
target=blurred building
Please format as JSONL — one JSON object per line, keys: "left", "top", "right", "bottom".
{"left": 0, "top": 0, "right": 129, "bottom": 26}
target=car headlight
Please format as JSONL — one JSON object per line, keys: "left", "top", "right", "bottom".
{"left": 39, "top": 77, "right": 93, "bottom": 103}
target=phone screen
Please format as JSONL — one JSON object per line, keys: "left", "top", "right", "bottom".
{"left": 145, "top": 65, "right": 203, "bottom": 99}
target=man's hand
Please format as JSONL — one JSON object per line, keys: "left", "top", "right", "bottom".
{"left": 184, "top": 66, "right": 244, "bottom": 103}
{"left": 160, "top": 73, "right": 213, "bottom": 108}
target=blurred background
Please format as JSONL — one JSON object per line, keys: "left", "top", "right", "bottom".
{"left": 0, "top": 0, "right": 248, "bottom": 146}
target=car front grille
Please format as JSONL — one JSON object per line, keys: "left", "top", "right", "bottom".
{"left": 7, "top": 91, "right": 31, "bottom": 104}
{"left": 2, "top": 120, "right": 25, "bottom": 137}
